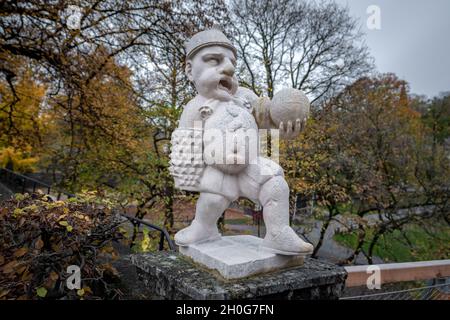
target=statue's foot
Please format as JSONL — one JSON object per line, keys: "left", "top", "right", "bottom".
{"left": 174, "top": 220, "right": 221, "bottom": 246}
{"left": 261, "top": 226, "right": 313, "bottom": 256}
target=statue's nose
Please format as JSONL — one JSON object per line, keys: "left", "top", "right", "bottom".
{"left": 221, "top": 59, "right": 235, "bottom": 77}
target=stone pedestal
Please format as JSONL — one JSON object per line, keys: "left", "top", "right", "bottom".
{"left": 131, "top": 250, "right": 347, "bottom": 300}
{"left": 179, "top": 235, "right": 304, "bottom": 279}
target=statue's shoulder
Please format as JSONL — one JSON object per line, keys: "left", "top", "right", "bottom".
{"left": 178, "top": 96, "right": 205, "bottom": 128}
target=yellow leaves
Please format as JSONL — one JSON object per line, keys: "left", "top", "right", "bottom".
{"left": 72, "top": 211, "right": 91, "bottom": 223}
{"left": 23, "top": 204, "right": 39, "bottom": 213}
{"left": 141, "top": 229, "right": 151, "bottom": 252}
{"left": 59, "top": 220, "right": 73, "bottom": 232}
{"left": 44, "top": 201, "right": 65, "bottom": 210}
{"left": 0, "top": 147, "right": 38, "bottom": 173}
{"left": 58, "top": 220, "right": 68, "bottom": 227}
{"left": 77, "top": 288, "right": 85, "bottom": 297}
{"left": 13, "top": 208, "right": 23, "bottom": 218}
{"left": 14, "top": 193, "right": 29, "bottom": 201}
{"left": 76, "top": 286, "right": 92, "bottom": 299}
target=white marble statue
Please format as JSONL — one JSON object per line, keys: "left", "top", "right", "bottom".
{"left": 169, "top": 28, "right": 313, "bottom": 256}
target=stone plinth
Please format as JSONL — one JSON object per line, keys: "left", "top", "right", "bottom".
{"left": 179, "top": 235, "right": 304, "bottom": 279}
{"left": 131, "top": 251, "right": 347, "bottom": 300}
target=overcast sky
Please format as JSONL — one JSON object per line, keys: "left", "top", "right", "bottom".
{"left": 334, "top": 0, "right": 450, "bottom": 98}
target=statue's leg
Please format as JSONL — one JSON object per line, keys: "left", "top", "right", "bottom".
{"left": 259, "top": 176, "right": 290, "bottom": 236}
{"left": 174, "top": 192, "right": 230, "bottom": 246}
{"left": 259, "top": 176, "right": 313, "bottom": 255}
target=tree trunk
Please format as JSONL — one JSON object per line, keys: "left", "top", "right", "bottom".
{"left": 312, "top": 207, "right": 334, "bottom": 258}
{"left": 367, "top": 229, "right": 384, "bottom": 264}
{"left": 341, "top": 225, "right": 366, "bottom": 265}
{"left": 163, "top": 185, "right": 174, "bottom": 231}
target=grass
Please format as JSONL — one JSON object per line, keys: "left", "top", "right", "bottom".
{"left": 224, "top": 218, "right": 253, "bottom": 225}
{"left": 334, "top": 223, "right": 450, "bottom": 262}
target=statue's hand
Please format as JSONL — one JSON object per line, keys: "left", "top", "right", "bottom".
{"left": 279, "top": 118, "right": 306, "bottom": 140}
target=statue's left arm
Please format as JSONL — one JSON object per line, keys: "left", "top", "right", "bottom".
{"left": 235, "top": 87, "right": 307, "bottom": 140}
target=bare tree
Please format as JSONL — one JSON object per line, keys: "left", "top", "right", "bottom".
{"left": 230, "top": 0, "right": 373, "bottom": 104}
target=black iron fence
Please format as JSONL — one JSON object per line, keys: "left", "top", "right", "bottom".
{"left": 0, "top": 167, "right": 75, "bottom": 200}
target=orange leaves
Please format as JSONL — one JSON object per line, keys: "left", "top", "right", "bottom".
{"left": 280, "top": 74, "right": 436, "bottom": 219}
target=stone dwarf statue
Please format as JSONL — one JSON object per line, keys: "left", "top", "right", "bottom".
{"left": 169, "top": 28, "right": 313, "bottom": 255}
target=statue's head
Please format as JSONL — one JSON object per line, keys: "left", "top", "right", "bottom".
{"left": 185, "top": 28, "right": 238, "bottom": 101}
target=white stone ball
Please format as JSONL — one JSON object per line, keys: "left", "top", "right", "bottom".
{"left": 269, "top": 88, "right": 310, "bottom": 127}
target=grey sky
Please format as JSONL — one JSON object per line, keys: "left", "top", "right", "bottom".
{"left": 335, "top": 0, "right": 450, "bottom": 98}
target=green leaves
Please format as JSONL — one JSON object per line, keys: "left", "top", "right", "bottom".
{"left": 59, "top": 220, "right": 73, "bottom": 232}
{"left": 36, "top": 287, "right": 47, "bottom": 298}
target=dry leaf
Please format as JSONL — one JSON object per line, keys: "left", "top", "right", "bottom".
{"left": 16, "top": 265, "right": 27, "bottom": 275}
{"left": 35, "top": 237, "right": 44, "bottom": 250}
{"left": 0, "top": 289, "right": 10, "bottom": 299}
{"left": 2, "top": 261, "right": 19, "bottom": 274}
{"left": 13, "top": 247, "right": 28, "bottom": 258}
{"left": 49, "top": 271, "right": 59, "bottom": 281}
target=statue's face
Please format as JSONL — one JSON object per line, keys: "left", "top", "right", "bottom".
{"left": 186, "top": 45, "right": 238, "bottom": 101}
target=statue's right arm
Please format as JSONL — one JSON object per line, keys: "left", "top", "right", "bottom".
{"left": 178, "top": 100, "right": 202, "bottom": 128}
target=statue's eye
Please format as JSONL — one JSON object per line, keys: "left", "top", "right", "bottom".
{"left": 205, "top": 56, "right": 220, "bottom": 66}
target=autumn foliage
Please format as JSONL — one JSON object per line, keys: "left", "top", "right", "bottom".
{"left": 0, "top": 193, "right": 122, "bottom": 300}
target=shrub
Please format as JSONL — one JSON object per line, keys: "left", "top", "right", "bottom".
{"left": 0, "top": 193, "right": 123, "bottom": 299}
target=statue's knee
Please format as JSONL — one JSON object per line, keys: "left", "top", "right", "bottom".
{"left": 198, "top": 192, "right": 229, "bottom": 211}
{"left": 259, "top": 176, "right": 289, "bottom": 206}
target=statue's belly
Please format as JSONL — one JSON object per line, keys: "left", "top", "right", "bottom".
{"left": 203, "top": 102, "right": 258, "bottom": 174}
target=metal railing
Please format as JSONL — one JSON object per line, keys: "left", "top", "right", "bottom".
{"left": 0, "top": 167, "right": 175, "bottom": 251}
{"left": 0, "top": 167, "right": 75, "bottom": 200}
{"left": 341, "top": 282, "right": 449, "bottom": 300}
{"left": 121, "top": 215, "right": 175, "bottom": 251}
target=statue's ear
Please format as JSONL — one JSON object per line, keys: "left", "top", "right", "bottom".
{"left": 185, "top": 60, "right": 193, "bottom": 82}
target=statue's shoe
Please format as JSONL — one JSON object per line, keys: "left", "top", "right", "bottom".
{"left": 261, "top": 226, "right": 314, "bottom": 256}
{"left": 174, "top": 220, "right": 221, "bottom": 246}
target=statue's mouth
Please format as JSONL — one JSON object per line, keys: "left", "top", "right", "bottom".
{"left": 218, "top": 77, "right": 233, "bottom": 94}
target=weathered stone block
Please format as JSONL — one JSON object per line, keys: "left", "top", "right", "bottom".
{"left": 131, "top": 250, "right": 347, "bottom": 300}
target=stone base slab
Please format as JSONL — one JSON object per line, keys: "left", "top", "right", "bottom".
{"left": 131, "top": 251, "right": 347, "bottom": 300}
{"left": 179, "top": 235, "right": 304, "bottom": 279}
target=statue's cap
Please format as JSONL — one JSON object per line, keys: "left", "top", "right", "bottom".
{"left": 185, "top": 27, "right": 237, "bottom": 60}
